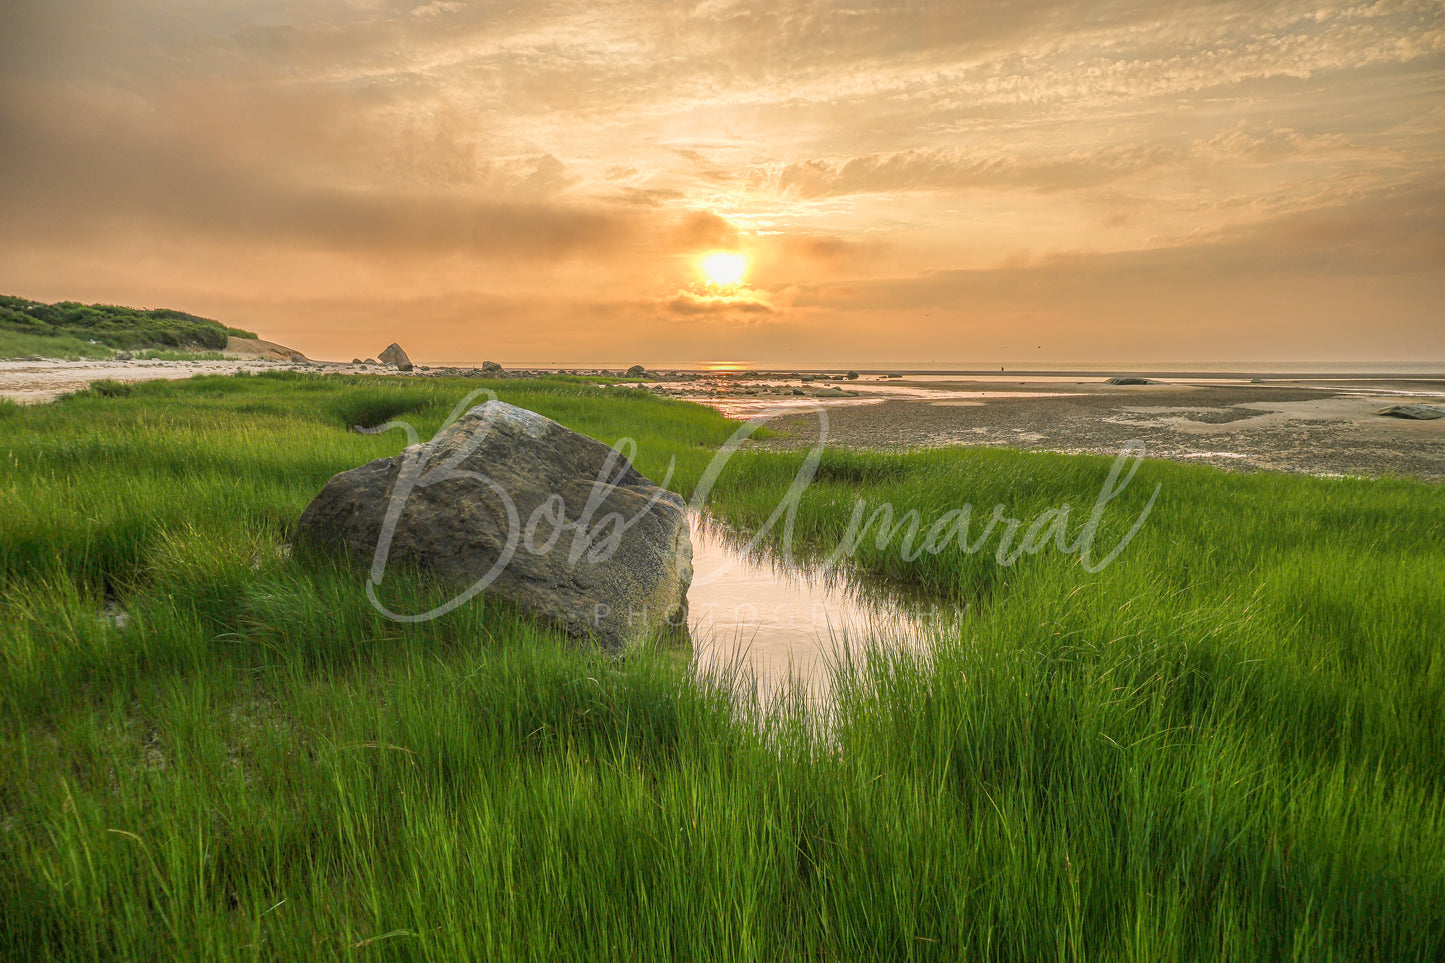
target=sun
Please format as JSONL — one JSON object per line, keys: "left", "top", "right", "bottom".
{"left": 701, "top": 251, "right": 746, "bottom": 287}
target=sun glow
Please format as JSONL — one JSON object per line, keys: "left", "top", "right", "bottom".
{"left": 701, "top": 251, "right": 746, "bottom": 286}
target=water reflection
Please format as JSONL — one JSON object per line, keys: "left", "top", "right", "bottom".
{"left": 685, "top": 512, "right": 954, "bottom": 705}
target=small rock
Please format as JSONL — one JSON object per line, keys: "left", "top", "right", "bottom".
{"left": 1105, "top": 377, "right": 1154, "bottom": 385}
{"left": 846, "top": 370, "right": 859, "bottom": 380}
{"left": 97, "top": 601, "right": 131, "bottom": 632}
{"left": 625, "top": 364, "right": 646, "bottom": 377}
{"left": 1375, "top": 404, "right": 1444, "bottom": 420}
{"left": 351, "top": 358, "right": 364, "bottom": 365}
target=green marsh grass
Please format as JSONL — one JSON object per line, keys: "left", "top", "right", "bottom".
{"left": 129, "top": 350, "right": 231, "bottom": 362}
{"left": 1, "top": 372, "right": 1441, "bottom": 960}
{"left": 0, "top": 329, "right": 115, "bottom": 361}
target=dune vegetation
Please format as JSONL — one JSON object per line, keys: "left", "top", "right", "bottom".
{"left": 0, "top": 296, "right": 257, "bottom": 359}
{"left": 1, "top": 371, "right": 1441, "bottom": 960}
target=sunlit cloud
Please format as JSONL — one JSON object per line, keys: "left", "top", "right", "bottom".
{"left": 663, "top": 287, "right": 777, "bottom": 318}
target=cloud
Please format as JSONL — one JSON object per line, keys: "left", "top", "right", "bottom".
{"left": 671, "top": 211, "right": 742, "bottom": 250}
{"left": 411, "top": 2, "right": 463, "bottom": 19}
{"left": 796, "top": 178, "right": 1445, "bottom": 314}
{"left": 519, "top": 154, "right": 580, "bottom": 195}
{"left": 663, "top": 287, "right": 776, "bottom": 317}
{"left": 669, "top": 148, "right": 738, "bottom": 183}
{"left": 0, "top": 0, "right": 1440, "bottom": 362}
{"left": 0, "top": 87, "right": 655, "bottom": 261}
{"left": 758, "top": 124, "right": 1379, "bottom": 199}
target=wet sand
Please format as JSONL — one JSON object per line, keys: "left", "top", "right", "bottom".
{"left": 741, "top": 378, "right": 1445, "bottom": 481}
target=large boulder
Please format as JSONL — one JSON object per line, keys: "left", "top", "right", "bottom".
{"left": 378, "top": 343, "right": 413, "bottom": 370}
{"left": 297, "top": 401, "right": 691, "bottom": 648}
{"left": 625, "top": 364, "right": 646, "bottom": 377}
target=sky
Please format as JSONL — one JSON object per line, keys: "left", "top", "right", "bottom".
{"left": 1, "top": 0, "right": 1442, "bottom": 365}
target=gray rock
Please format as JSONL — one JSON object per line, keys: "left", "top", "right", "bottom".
{"left": 1375, "top": 404, "right": 1444, "bottom": 420}
{"left": 481, "top": 360, "right": 504, "bottom": 373}
{"left": 96, "top": 601, "right": 131, "bottom": 632}
{"left": 813, "top": 386, "right": 848, "bottom": 397}
{"left": 351, "top": 358, "right": 364, "bottom": 365}
{"left": 625, "top": 364, "right": 646, "bottom": 377}
{"left": 379, "top": 343, "right": 413, "bottom": 370}
{"left": 846, "top": 370, "right": 860, "bottom": 380}
{"left": 297, "top": 401, "right": 691, "bottom": 648}
{"left": 1105, "top": 377, "right": 1154, "bottom": 385}
{"left": 364, "top": 358, "right": 379, "bottom": 366}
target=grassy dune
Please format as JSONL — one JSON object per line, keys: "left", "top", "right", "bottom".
{"left": 0, "top": 296, "right": 257, "bottom": 357}
{"left": 0, "top": 329, "right": 116, "bottom": 361}
{"left": 1, "top": 372, "right": 1441, "bottom": 960}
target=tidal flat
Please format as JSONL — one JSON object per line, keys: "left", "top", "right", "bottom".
{"left": 1, "top": 371, "right": 1442, "bottom": 960}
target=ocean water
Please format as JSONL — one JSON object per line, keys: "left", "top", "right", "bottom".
{"left": 430, "top": 360, "right": 1445, "bottom": 377}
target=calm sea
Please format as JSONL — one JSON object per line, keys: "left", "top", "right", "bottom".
{"left": 424, "top": 360, "right": 1445, "bottom": 378}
